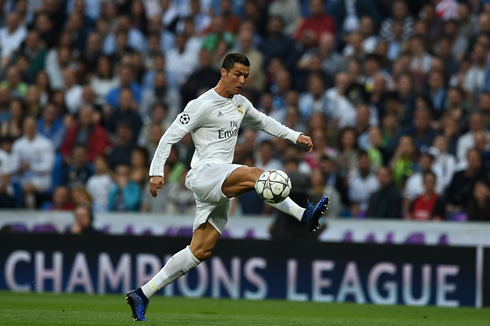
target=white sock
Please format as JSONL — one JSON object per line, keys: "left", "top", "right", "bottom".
{"left": 141, "top": 246, "right": 200, "bottom": 299}
{"left": 268, "top": 197, "right": 305, "bottom": 221}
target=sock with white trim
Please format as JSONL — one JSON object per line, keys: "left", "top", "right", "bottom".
{"left": 268, "top": 197, "right": 305, "bottom": 221}
{"left": 141, "top": 245, "right": 201, "bottom": 299}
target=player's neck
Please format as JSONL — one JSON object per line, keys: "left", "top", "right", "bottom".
{"left": 214, "top": 81, "right": 233, "bottom": 99}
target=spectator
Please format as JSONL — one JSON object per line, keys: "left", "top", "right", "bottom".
{"left": 68, "top": 205, "right": 101, "bottom": 234}
{"left": 130, "top": 0, "right": 148, "bottom": 36}
{"left": 89, "top": 56, "right": 119, "bottom": 105}
{"left": 34, "top": 70, "right": 51, "bottom": 107}
{"left": 145, "top": 123, "right": 164, "bottom": 160}
{"left": 268, "top": 0, "right": 300, "bottom": 36}
{"left": 463, "top": 42, "right": 487, "bottom": 110}
{"left": 439, "top": 87, "right": 469, "bottom": 132}
{"left": 0, "top": 141, "right": 14, "bottom": 208}
{"left": 141, "top": 53, "right": 167, "bottom": 91}
{"left": 129, "top": 146, "right": 149, "bottom": 188}
{"left": 202, "top": 15, "right": 235, "bottom": 53}
{"left": 367, "top": 126, "right": 390, "bottom": 170}
{"left": 166, "top": 33, "right": 199, "bottom": 88}
{"left": 407, "top": 171, "right": 443, "bottom": 221}
{"left": 298, "top": 73, "right": 327, "bottom": 121}
{"left": 284, "top": 105, "right": 307, "bottom": 135}
{"left": 103, "top": 15, "right": 147, "bottom": 54}
{"left": 44, "top": 186, "right": 74, "bottom": 211}
{"left": 468, "top": 181, "right": 490, "bottom": 221}
{"left": 106, "top": 122, "right": 136, "bottom": 170}
{"left": 336, "top": 127, "right": 358, "bottom": 179}
{"left": 430, "top": 136, "right": 457, "bottom": 191}
{"left": 217, "top": 0, "right": 241, "bottom": 34}
{"left": 366, "top": 166, "right": 402, "bottom": 218}
{"left": 256, "top": 140, "right": 283, "bottom": 171}
{"left": 61, "top": 105, "right": 111, "bottom": 162}
{"left": 45, "top": 45, "right": 75, "bottom": 91}
{"left": 25, "top": 86, "right": 42, "bottom": 118}
{"left": 0, "top": 12, "right": 28, "bottom": 67}
{"left": 107, "top": 88, "right": 143, "bottom": 142}
{"left": 36, "top": 102, "right": 66, "bottom": 151}
{"left": 232, "top": 28, "right": 265, "bottom": 92}
{"left": 457, "top": 114, "right": 488, "bottom": 165}
{"left": 62, "top": 145, "right": 94, "bottom": 189}
{"left": 105, "top": 65, "right": 142, "bottom": 108}
{"left": 33, "top": 12, "right": 56, "bottom": 49}
{"left": 1, "top": 99, "right": 25, "bottom": 140}
{"left": 258, "top": 16, "right": 298, "bottom": 71}
{"left": 405, "top": 102, "right": 437, "bottom": 151}
{"left": 10, "top": 117, "right": 55, "bottom": 209}
{"left": 356, "top": 104, "right": 374, "bottom": 150}
{"left": 379, "top": 0, "right": 414, "bottom": 42}
{"left": 108, "top": 164, "right": 142, "bottom": 212}
{"left": 294, "top": 0, "right": 335, "bottom": 49}
{"left": 71, "top": 186, "right": 93, "bottom": 207}
{"left": 0, "top": 66, "right": 28, "bottom": 99}
{"left": 325, "top": 72, "right": 356, "bottom": 129}
{"left": 138, "top": 103, "right": 170, "bottom": 147}
{"left": 62, "top": 69, "right": 83, "bottom": 115}
{"left": 11, "top": 30, "right": 47, "bottom": 82}
{"left": 348, "top": 151, "right": 379, "bottom": 217}
{"left": 331, "top": 1, "right": 381, "bottom": 35}
{"left": 426, "top": 70, "right": 447, "bottom": 117}
{"left": 409, "top": 35, "right": 433, "bottom": 76}
{"left": 403, "top": 151, "right": 444, "bottom": 215}
{"left": 140, "top": 72, "right": 181, "bottom": 123}
{"left": 166, "top": 169, "right": 196, "bottom": 215}
{"left": 86, "top": 155, "right": 114, "bottom": 213}
{"left": 390, "top": 135, "right": 416, "bottom": 190}
{"left": 182, "top": 49, "right": 221, "bottom": 105}
{"left": 446, "top": 149, "right": 486, "bottom": 216}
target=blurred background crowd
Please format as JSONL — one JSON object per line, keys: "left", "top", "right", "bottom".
{"left": 0, "top": 0, "right": 489, "bottom": 223}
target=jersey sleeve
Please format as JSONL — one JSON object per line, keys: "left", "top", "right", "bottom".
{"left": 149, "top": 100, "right": 208, "bottom": 177}
{"left": 242, "top": 100, "right": 301, "bottom": 143}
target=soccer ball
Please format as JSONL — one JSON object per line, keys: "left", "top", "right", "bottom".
{"left": 255, "top": 169, "right": 292, "bottom": 204}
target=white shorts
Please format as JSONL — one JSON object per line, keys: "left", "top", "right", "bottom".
{"left": 185, "top": 160, "right": 245, "bottom": 234}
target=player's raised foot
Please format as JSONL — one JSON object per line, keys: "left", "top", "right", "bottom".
{"left": 125, "top": 288, "right": 149, "bottom": 321}
{"left": 301, "top": 196, "right": 329, "bottom": 232}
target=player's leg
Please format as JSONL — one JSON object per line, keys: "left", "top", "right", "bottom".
{"left": 222, "top": 166, "right": 328, "bottom": 231}
{"left": 126, "top": 222, "right": 220, "bottom": 321}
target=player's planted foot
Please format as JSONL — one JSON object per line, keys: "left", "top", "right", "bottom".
{"left": 301, "top": 196, "right": 329, "bottom": 232}
{"left": 125, "top": 288, "right": 149, "bottom": 321}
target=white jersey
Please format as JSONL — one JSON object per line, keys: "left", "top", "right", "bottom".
{"left": 150, "top": 89, "right": 301, "bottom": 176}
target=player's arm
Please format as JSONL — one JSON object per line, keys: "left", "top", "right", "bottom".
{"left": 242, "top": 104, "right": 313, "bottom": 153}
{"left": 149, "top": 101, "right": 207, "bottom": 197}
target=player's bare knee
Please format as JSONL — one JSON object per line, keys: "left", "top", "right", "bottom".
{"left": 193, "top": 248, "right": 213, "bottom": 261}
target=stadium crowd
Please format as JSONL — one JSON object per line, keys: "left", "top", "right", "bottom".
{"left": 0, "top": 0, "right": 489, "bottom": 222}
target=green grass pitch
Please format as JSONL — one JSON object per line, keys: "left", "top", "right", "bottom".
{"left": 0, "top": 291, "right": 489, "bottom": 326}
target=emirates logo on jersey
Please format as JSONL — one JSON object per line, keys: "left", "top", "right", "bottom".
{"left": 180, "top": 113, "right": 190, "bottom": 124}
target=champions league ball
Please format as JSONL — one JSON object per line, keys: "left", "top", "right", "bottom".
{"left": 255, "top": 169, "right": 292, "bottom": 204}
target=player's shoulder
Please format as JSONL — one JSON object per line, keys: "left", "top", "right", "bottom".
{"left": 233, "top": 94, "right": 254, "bottom": 110}
{"left": 185, "top": 90, "right": 215, "bottom": 111}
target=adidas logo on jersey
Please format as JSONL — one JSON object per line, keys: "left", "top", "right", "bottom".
{"left": 218, "top": 111, "right": 224, "bottom": 117}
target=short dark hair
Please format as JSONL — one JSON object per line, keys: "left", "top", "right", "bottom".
{"left": 221, "top": 53, "right": 250, "bottom": 72}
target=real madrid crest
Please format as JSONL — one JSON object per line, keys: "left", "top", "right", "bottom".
{"left": 237, "top": 105, "right": 243, "bottom": 115}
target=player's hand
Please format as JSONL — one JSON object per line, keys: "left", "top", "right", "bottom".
{"left": 149, "top": 176, "right": 165, "bottom": 198}
{"left": 297, "top": 134, "right": 313, "bottom": 154}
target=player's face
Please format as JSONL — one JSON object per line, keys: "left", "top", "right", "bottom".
{"left": 222, "top": 63, "right": 250, "bottom": 95}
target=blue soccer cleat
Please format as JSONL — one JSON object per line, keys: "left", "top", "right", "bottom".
{"left": 301, "top": 196, "right": 329, "bottom": 232}
{"left": 125, "top": 288, "right": 148, "bottom": 322}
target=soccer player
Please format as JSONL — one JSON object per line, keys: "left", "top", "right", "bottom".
{"left": 126, "top": 53, "right": 328, "bottom": 321}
